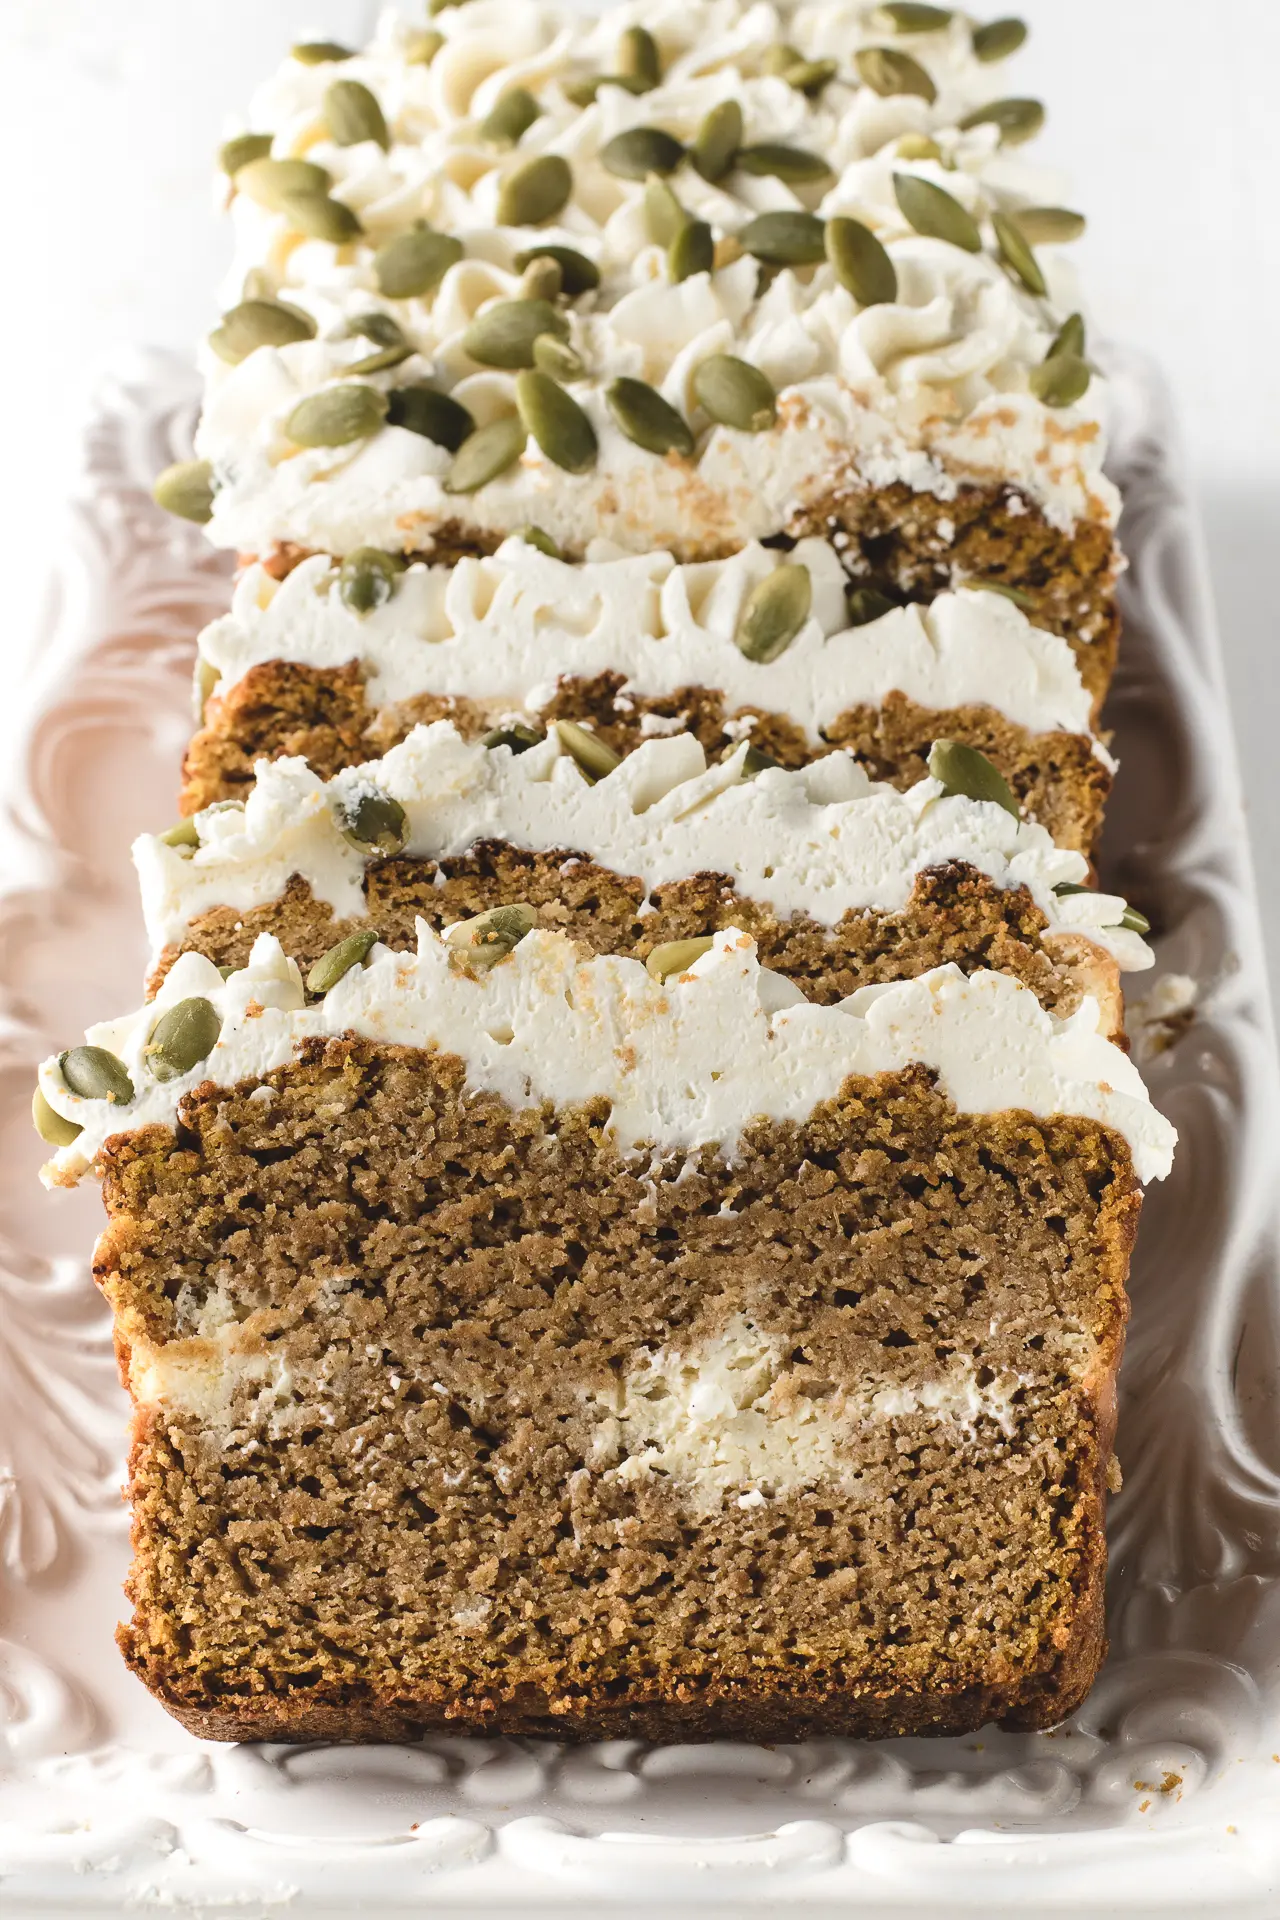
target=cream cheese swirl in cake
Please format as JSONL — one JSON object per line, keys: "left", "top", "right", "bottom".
{"left": 194, "top": 2, "right": 1112, "bottom": 558}
{"left": 199, "top": 544, "right": 1106, "bottom": 749}
{"left": 137, "top": 719, "right": 1151, "bottom": 968}
{"left": 39, "top": 929, "right": 1175, "bottom": 1187}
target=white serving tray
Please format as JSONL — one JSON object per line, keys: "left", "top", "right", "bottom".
{"left": 1, "top": 346, "right": 1278, "bottom": 1916}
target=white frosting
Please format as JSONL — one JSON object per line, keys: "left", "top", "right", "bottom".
{"left": 198, "top": 1, "right": 1117, "bottom": 556}
{"left": 200, "top": 544, "right": 1105, "bottom": 748}
{"left": 136, "top": 718, "right": 1151, "bottom": 968}
{"left": 40, "top": 926, "right": 1175, "bottom": 1186}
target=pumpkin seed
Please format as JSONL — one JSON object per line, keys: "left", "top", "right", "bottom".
{"left": 784, "top": 57, "right": 837, "bottom": 95}
{"left": 872, "top": 2, "right": 953, "bottom": 28}
{"left": 893, "top": 172, "right": 980, "bottom": 250}
{"left": 480, "top": 86, "right": 542, "bottom": 146}
{"left": 604, "top": 377, "right": 694, "bottom": 457}
{"left": 761, "top": 42, "right": 803, "bottom": 75}
{"left": 338, "top": 547, "right": 407, "bottom": 614}
{"left": 153, "top": 460, "right": 215, "bottom": 524}
{"left": 690, "top": 100, "right": 742, "bottom": 183}
{"left": 220, "top": 132, "right": 272, "bottom": 177}
{"left": 826, "top": 216, "right": 897, "bottom": 306}
{"left": 958, "top": 96, "right": 1044, "bottom": 146}
{"left": 307, "top": 929, "right": 379, "bottom": 994}
{"left": 1010, "top": 205, "right": 1085, "bottom": 245}
{"left": 405, "top": 28, "right": 445, "bottom": 63}
{"left": 735, "top": 142, "right": 831, "bottom": 184}
{"left": 1029, "top": 351, "right": 1090, "bottom": 408}
{"left": 160, "top": 819, "right": 201, "bottom": 850}
{"left": 968, "top": 578, "right": 1034, "bottom": 609}
{"left": 516, "top": 369, "right": 598, "bottom": 473}
{"left": 1047, "top": 311, "right": 1086, "bottom": 361}
{"left": 517, "top": 527, "right": 561, "bottom": 557}
{"left": 519, "top": 254, "right": 563, "bottom": 302}
{"left": 669, "top": 218, "right": 714, "bottom": 282}
{"left": 738, "top": 210, "right": 827, "bottom": 266}
{"left": 646, "top": 936, "right": 713, "bottom": 981}
{"left": 846, "top": 586, "right": 895, "bottom": 626}
{"left": 532, "top": 333, "right": 585, "bottom": 380}
{"left": 992, "top": 210, "right": 1045, "bottom": 295}
{"left": 340, "top": 791, "right": 409, "bottom": 855}
{"left": 1052, "top": 881, "right": 1089, "bottom": 897}
{"left": 443, "top": 413, "right": 526, "bottom": 492}
{"left": 600, "top": 127, "right": 685, "bottom": 180}
{"left": 735, "top": 564, "right": 812, "bottom": 663}
{"left": 643, "top": 175, "right": 687, "bottom": 246}
{"left": 60, "top": 1045, "right": 135, "bottom": 1104}
{"left": 279, "top": 189, "right": 363, "bottom": 243}
{"left": 446, "top": 903, "right": 537, "bottom": 969}
{"left": 895, "top": 132, "right": 943, "bottom": 161}
{"left": 387, "top": 382, "right": 475, "bottom": 450}
{"left": 286, "top": 384, "right": 389, "bottom": 447}
{"left": 195, "top": 658, "right": 220, "bottom": 721}
{"left": 292, "top": 40, "right": 354, "bottom": 63}
{"left": 343, "top": 311, "right": 413, "bottom": 375}
{"left": 374, "top": 227, "right": 463, "bottom": 298}
{"left": 483, "top": 720, "right": 544, "bottom": 749}
{"left": 496, "top": 153, "right": 573, "bottom": 226}
{"left": 555, "top": 719, "right": 621, "bottom": 780}
{"left": 33, "top": 1087, "right": 81, "bottom": 1148}
{"left": 325, "top": 79, "right": 390, "bottom": 149}
{"left": 617, "top": 25, "right": 660, "bottom": 89}
{"left": 463, "top": 298, "right": 569, "bottom": 369}
{"left": 209, "top": 297, "right": 317, "bottom": 365}
{"left": 692, "top": 354, "right": 776, "bottom": 432}
{"left": 928, "top": 739, "right": 1019, "bottom": 818}
{"left": 855, "top": 47, "right": 937, "bottom": 104}
{"left": 144, "top": 999, "right": 222, "bottom": 1083}
{"left": 972, "top": 17, "right": 1027, "bottom": 62}
{"left": 1115, "top": 905, "right": 1151, "bottom": 936}
{"left": 740, "top": 743, "right": 783, "bottom": 776}
{"left": 236, "top": 156, "right": 331, "bottom": 212}
{"left": 513, "top": 243, "right": 600, "bottom": 295}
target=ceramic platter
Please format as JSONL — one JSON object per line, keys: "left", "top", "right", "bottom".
{"left": 1, "top": 344, "right": 1279, "bottom": 1917}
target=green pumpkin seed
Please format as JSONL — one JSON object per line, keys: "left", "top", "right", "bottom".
{"left": 617, "top": 25, "right": 660, "bottom": 89}
{"left": 60, "top": 1045, "right": 135, "bottom": 1104}
{"left": 740, "top": 743, "right": 783, "bottom": 776}
{"left": 236, "top": 156, "right": 331, "bottom": 212}
{"left": 735, "top": 142, "right": 832, "bottom": 183}
{"left": 519, "top": 254, "right": 563, "bottom": 302}
{"left": 1115, "top": 905, "right": 1151, "bottom": 936}
{"left": 463, "top": 298, "right": 569, "bottom": 369}
{"left": 343, "top": 311, "right": 413, "bottom": 375}
{"left": 209, "top": 297, "right": 317, "bottom": 365}
{"left": 338, "top": 547, "right": 407, "bottom": 614}
{"left": 307, "top": 929, "right": 379, "bottom": 993}
{"left": 340, "top": 791, "right": 409, "bottom": 855}
{"left": 144, "top": 999, "right": 222, "bottom": 1083}
{"left": 195, "top": 657, "right": 220, "bottom": 721}
{"left": 483, "top": 720, "right": 545, "bottom": 749}
{"left": 279, "top": 189, "right": 363, "bottom": 243}
{"left": 761, "top": 42, "right": 803, "bottom": 75}
{"left": 893, "top": 172, "right": 981, "bottom": 250}
{"left": 325, "top": 79, "right": 390, "bottom": 149}
{"left": 967, "top": 578, "right": 1034, "bottom": 609}
{"left": 783, "top": 57, "right": 838, "bottom": 95}
{"left": 517, "top": 527, "right": 561, "bottom": 558}
{"left": 153, "top": 460, "right": 215, "bottom": 524}
{"left": 972, "top": 17, "right": 1027, "bottom": 62}
{"left": 735, "top": 564, "right": 812, "bottom": 663}
{"left": 1052, "top": 881, "right": 1088, "bottom": 897}
{"left": 846, "top": 586, "right": 895, "bottom": 626}
{"left": 286, "top": 384, "right": 389, "bottom": 447}
{"left": 643, "top": 175, "right": 687, "bottom": 246}
{"left": 692, "top": 354, "right": 776, "bottom": 432}
{"left": 872, "top": 2, "right": 954, "bottom": 28}
{"left": 555, "top": 720, "right": 621, "bottom": 781}
{"left": 895, "top": 132, "right": 943, "bottom": 161}
{"left": 496, "top": 153, "right": 573, "bottom": 226}
{"left": 405, "top": 28, "right": 445, "bottom": 63}
{"left": 480, "top": 86, "right": 542, "bottom": 146}
{"left": 928, "top": 739, "right": 1019, "bottom": 818}
{"left": 959, "top": 96, "right": 1044, "bottom": 145}
{"left": 605, "top": 378, "right": 694, "bottom": 457}
{"left": 737, "top": 211, "right": 827, "bottom": 266}
{"left": 1047, "top": 311, "right": 1086, "bottom": 361}
{"left": 691, "top": 100, "right": 742, "bottom": 183}
{"left": 160, "top": 819, "right": 201, "bottom": 850}
{"left": 219, "top": 132, "right": 272, "bottom": 177}
{"left": 532, "top": 333, "right": 585, "bottom": 380}
{"left": 513, "top": 244, "right": 600, "bottom": 295}
{"left": 1010, "top": 205, "right": 1085, "bottom": 245}
{"left": 443, "top": 413, "right": 526, "bottom": 492}
{"left": 855, "top": 47, "right": 937, "bottom": 104}
{"left": 516, "top": 369, "right": 598, "bottom": 473}
{"left": 292, "top": 40, "right": 354, "bottom": 64}
{"left": 669, "top": 218, "right": 714, "bottom": 282}
{"left": 446, "top": 903, "right": 537, "bottom": 969}
{"left": 992, "top": 210, "right": 1045, "bottom": 296}
{"left": 374, "top": 227, "right": 463, "bottom": 299}
{"left": 600, "top": 127, "right": 685, "bottom": 180}
{"left": 1029, "top": 351, "right": 1090, "bottom": 408}
{"left": 387, "top": 382, "right": 475, "bottom": 450}
{"left": 826, "top": 216, "right": 897, "bottom": 306}
{"left": 33, "top": 1087, "right": 81, "bottom": 1148}
{"left": 646, "top": 936, "right": 714, "bottom": 981}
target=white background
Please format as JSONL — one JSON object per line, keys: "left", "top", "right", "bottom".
{"left": 2, "top": 0, "right": 1277, "bottom": 996}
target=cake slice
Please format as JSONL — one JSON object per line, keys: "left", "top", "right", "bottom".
{"left": 185, "top": 542, "right": 1115, "bottom": 852}
{"left": 141, "top": 719, "right": 1150, "bottom": 1027}
{"left": 175, "top": 3, "right": 1119, "bottom": 641}
{"left": 37, "top": 927, "right": 1173, "bottom": 1743}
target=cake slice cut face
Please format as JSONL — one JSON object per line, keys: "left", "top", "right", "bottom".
{"left": 185, "top": 543, "right": 1115, "bottom": 851}
{"left": 39, "top": 929, "right": 1174, "bottom": 1744}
